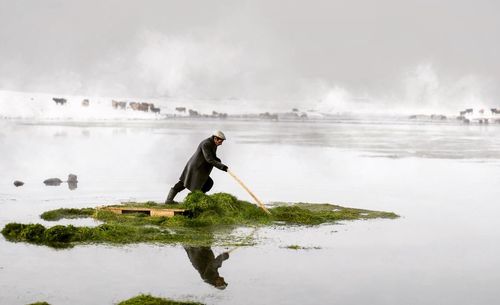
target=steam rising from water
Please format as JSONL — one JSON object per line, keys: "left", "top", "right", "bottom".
{"left": 314, "top": 64, "right": 488, "bottom": 115}
{"left": 400, "top": 64, "right": 487, "bottom": 113}
{"left": 135, "top": 31, "right": 243, "bottom": 98}
{"left": 0, "top": 30, "right": 493, "bottom": 117}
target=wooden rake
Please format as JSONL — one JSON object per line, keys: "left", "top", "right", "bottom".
{"left": 227, "top": 169, "right": 271, "bottom": 215}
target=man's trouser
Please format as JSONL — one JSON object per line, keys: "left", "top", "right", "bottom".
{"left": 173, "top": 177, "right": 214, "bottom": 194}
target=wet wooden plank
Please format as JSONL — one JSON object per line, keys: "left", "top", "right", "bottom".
{"left": 100, "top": 206, "right": 186, "bottom": 217}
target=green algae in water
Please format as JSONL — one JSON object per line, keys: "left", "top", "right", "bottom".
{"left": 25, "top": 295, "right": 203, "bottom": 305}
{"left": 40, "top": 208, "right": 95, "bottom": 221}
{"left": 284, "top": 245, "right": 322, "bottom": 250}
{"left": 117, "top": 294, "right": 204, "bottom": 305}
{"left": 270, "top": 203, "right": 398, "bottom": 225}
{"left": 1, "top": 222, "right": 216, "bottom": 248}
{"left": 1, "top": 192, "right": 398, "bottom": 248}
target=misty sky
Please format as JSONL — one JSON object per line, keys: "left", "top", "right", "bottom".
{"left": 1, "top": 0, "right": 499, "bottom": 110}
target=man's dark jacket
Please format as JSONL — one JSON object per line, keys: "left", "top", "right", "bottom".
{"left": 180, "top": 136, "right": 227, "bottom": 191}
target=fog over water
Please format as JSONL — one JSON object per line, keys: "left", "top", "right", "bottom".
{"left": 1, "top": 0, "right": 500, "bottom": 113}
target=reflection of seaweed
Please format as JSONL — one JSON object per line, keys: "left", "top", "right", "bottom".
{"left": 1, "top": 192, "right": 398, "bottom": 248}
{"left": 29, "top": 294, "right": 204, "bottom": 305}
{"left": 283, "top": 245, "right": 322, "bottom": 250}
{"left": 117, "top": 294, "right": 204, "bottom": 305}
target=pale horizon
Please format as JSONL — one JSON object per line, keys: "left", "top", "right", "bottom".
{"left": 1, "top": 0, "right": 499, "bottom": 113}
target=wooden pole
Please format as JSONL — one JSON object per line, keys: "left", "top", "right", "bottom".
{"left": 227, "top": 169, "right": 271, "bottom": 214}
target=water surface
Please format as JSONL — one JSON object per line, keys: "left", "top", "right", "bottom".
{"left": 1, "top": 118, "right": 499, "bottom": 305}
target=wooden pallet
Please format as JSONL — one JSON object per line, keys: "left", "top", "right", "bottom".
{"left": 99, "top": 206, "right": 187, "bottom": 217}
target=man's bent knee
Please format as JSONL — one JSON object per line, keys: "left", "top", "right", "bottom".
{"left": 201, "top": 177, "right": 214, "bottom": 193}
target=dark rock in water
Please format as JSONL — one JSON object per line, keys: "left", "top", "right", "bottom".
{"left": 66, "top": 174, "right": 78, "bottom": 190}
{"left": 13, "top": 181, "right": 24, "bottom": 187}
{"left": 43, "top": 178, "right": 63, "bottom": 186}
{"left": 52, "top": 97, "right": 67, "bottom": 105}
{"left": 67, "top": 174, "right": 78, "bottom": 183}
{"left": 81, "top": 99, "right": 90, "bottom": 107}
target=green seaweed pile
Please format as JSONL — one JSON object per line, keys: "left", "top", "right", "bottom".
{"left": 2, "top": 192, "right": 398, "bottom": 248}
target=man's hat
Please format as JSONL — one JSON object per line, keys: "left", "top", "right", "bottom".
{"left": 213, "top": 130, "right": 226, "bottom": 140}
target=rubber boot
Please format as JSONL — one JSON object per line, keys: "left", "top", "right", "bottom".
{"left": 165, "top": 188, "right": 179, "bottom": 204}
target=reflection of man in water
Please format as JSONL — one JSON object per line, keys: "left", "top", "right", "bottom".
{"left": 184, "top": 246, "right": 229, "bottom": 289}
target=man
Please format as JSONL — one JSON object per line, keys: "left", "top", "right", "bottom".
{"left": 165, "top": 130, "right": 228, "bottom": 204}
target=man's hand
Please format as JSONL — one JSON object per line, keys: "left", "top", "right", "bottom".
{"left": 221, "top": 165, "right": 228, "bottom": 172}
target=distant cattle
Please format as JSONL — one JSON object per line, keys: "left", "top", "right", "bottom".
{"left": 139, "top": 103, "right": 150, "bottom": 112}
{"left": 491, "top": 108, "right": 500, "bottom": 114}
{"left": 259, "top": 112, "right": 279, "bottom": 120}
{"left": 175, "top": 107, "right": 186, "bottom": 112}
{"left": 150, "top": 104, "right": 161, "bottom": 113}
{"left": 210, "top": 111, "right": 228, "bottom": 119}
{"left": 128, "top": 102, "right": 151, "bottom": 112}
{"left": 82, "top": 99, "right": 90, "bottom": 107}
{"left": 188, "top": 109, "right": 199, "bottom": 117}
{"left": 430, "top": 114, "right": 446, "bottom": 120}
{"left": 53, "top": 98, "right": 67, "bottom": 105}
{"left": 459, "top": 108, "right": 473, "bottom": 116}
{"left": 112, "top": 100, "right": 127, "bottom": 109}
{"left": 129, "top": 102, "right": 140, "bottom": 110}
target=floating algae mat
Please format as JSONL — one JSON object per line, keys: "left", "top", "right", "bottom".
{"left": 28, "top": 294, "right": 203, "bottom": 305}
{"left": 2, "top": 192, "right": 398, "bottom": 248}
{"left": 117, "top": 294, "right": 204, "bottom": 305}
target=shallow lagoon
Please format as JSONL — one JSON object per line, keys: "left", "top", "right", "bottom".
{"left": 1, "top": 118, "right": 500, "bottom": 305}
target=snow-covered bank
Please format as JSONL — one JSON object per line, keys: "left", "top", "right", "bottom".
{"left": 2, "top": 89, "right": 498, "bottom": 124}
{"left": 0, "top": 89, "right": 324, "bottom": 121}
{"left": 0, "top": 90, "right": 170, "bottom": 120}
{"left": 0, "top": 89, "right": 302, "bottom": 120}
